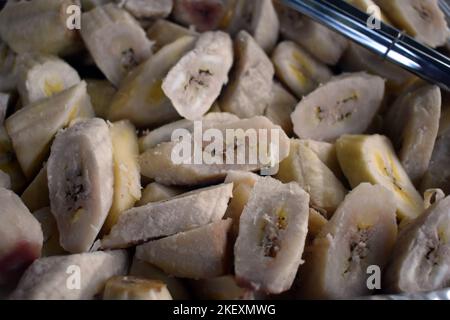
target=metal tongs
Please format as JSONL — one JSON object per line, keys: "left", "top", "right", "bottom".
{"left": 282, "top": 0, "right": 450, "bottom": 91}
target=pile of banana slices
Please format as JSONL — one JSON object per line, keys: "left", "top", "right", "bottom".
{"left": 0, "top": 0, "right": 450, "bottom": 300}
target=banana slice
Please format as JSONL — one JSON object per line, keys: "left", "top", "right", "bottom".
{"left": 306, "top": 208, "right": 328, "bottom": 247}
{"left": 172, "top": 0, "right": 226, "bottom": 32}
{"left": 234, "top": 177, "right": 309, "bottom": 294}
{"left": 162, "top": 31, "right": 233, "bottom": 120}
{"left": 33, "top": 207, "right": 65, "bottom": 257}
{"left": 0, "top": 42, "right": 18, "bottom": 92}
{"left": 275, "top": 139, "right": 347, "bottom": 216}
{"left": 107, "top": 36, "right": 195, "bottom": 128}
{"left": 16, "top": 53, "right": 81, "bottom": 106}
{"left": 80, "top": 3, "right": 153, "bottom": 86}
{"left": 0, "top": 126, "right": 27, "bottom": 193}
{"left": 300, "top": 139, "right": 344, "bottom": 181}
{"left": 336, "top": 134, "right": 424, "bottom": 222}
{"left": 101, "top": 183, "right": 233, "bottom": 249}
{"left": 383, "top": 195, "right": 450, "bottom": 293}
{"left": 103, "top": 276, "right": 172, "bottom": 300}
{"left": 346, "top": 0, "right": 392, "bottom": 23}
{"left": 220, "top": 31, "right": 274, "bottom": 118}
{"left": 10, "top": 250, "right": 128, "bottom": 300}
{"left": 136, "top": 182, "right": 184, "bottom": 206}
{"left": 190, "top": 275, "right": 255, "bottom": 300}
{"left": 275, "top": 2, "right": 348, "bottom": 65}
{"left": 374, "top": 0, "right": 448, "bottom": 48}
{"left": 264, "top": 82, "right": 297, "bottom": 136}
{"left": 385, "top": 84, "right": 441, "bottom": 185}
{"left": 291, "top": 73, "right": 385, "bottom": 142}
{"left": 147, "top": 19, "right": 198, "bottom": 53}
{"left": 5, "top": 82, "right": 93, "bottom": 179}
{"left": 85, "top": 79, "right": 117, "bottom": 119}
{"left": 47, "top": 118, "right": 114, "bottom": 253}
{"left": 0, "top": 187, "right": 43, "bottom": 286}
{"left": 21, "top": 165, "right": 49, "bottom": 213}
{"left": 298, "top": 183, "right": 397, "bottom": 299}
{"left": 0, "top": 169, "right": 10, "bottom": 189}
{"left": 0, "top": 92, "right": 11, "bottom": 125}
{"left": 0, "top": 0, "right": 82, "bottom": 56}
{"left": 121, "top": 0, "right": 173, "bottom": 19}
{"left": 136, "top": 219, "right": 233, "bottom": 279}
{"left": 272, "top": 41, "right": 333, "bottom": 99}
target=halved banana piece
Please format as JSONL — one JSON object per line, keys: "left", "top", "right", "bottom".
{"left": 10, "top": 250, "right": 128, "bottom": 300}
{"left": 162, "top": 31, "right": 233, "bottom": 120}
{"left": 336, "top": 134, "right": 424, "bottom": 222}
{"left": 147, "top": 19, "right": 198, "bottom": 53}
{"left": 272, "top": 41, "right": 333, "bottom": 99}
{"left": 385, "top": 84, "right": 441, "bottom": 185}
{"left": 136, "top": 182, "right": 184, "bottom": 206}
{"left": 85, "top": 79, "right": 117, "bottom": 119}
{"left": 190, "top": 275, "right": 255, "bottom": 300}
{"left": 298, "top": 183, "right": 397, "bottom": 299}
{"left": 103, "top": 276, "right": 173, "bottom": 300}
{"left": 5, "top": 82, "right": 93, "bottom": 178}
{"left": 33, "top": 207, "right": 65, "bottom": 257}
{"left": 0, "top": 187, "right": 43, "bottom": 286}
{"left": 0, "top": 0, "right": 82, "bottom": 56}
{"left": 172, "top": 0, "right": 226, "bottom": 32}
{"left": 101, "top": 183, "right": 233, "bottom": 249}
{"left": 291, "top": 72, "right": 385, "bottom": 142}
{"left": 80, "top": 3, "right": 153, "bottom": 86}
{"left": 16, "top": 53, "right": 81, "bottom": 106}
{"left": 220, "top": 31, "right": 274, "bottom": 118}
{"left": 374, "top": 0, "right": 448, "bottom": 48}
{"left": 276, "top": 139, "right": 347, "bottom": 216}
{"left": 136, "top": 219, "right": 233, "bottom": 279}
{"left": 107, "top": 36, "right": 195, "bottom": 128}
{"left": 0, "top": 42, "right": 18, "bottom": 92}
{"left": 264, "top": 82, "right": 297, "bottom": 136}
{"left": 234, "top": 177, "right": 309, "bottom": 294}
{"left": 47, "top": 118, "right": 114, "bottom": 253}
{"left": 21, "top": 165, "right": 49, "bottom": 213}
{"left": 121, "top": 0, "right": 173, "bottom": 19}
{"left": 0, "top": 126, "right": 27, "bottom": 193}
{"left": 0, "top": 169, "right": 10, "bottom": 189}
{"left": 384, "top": 195, "right": 450, "bottom": 293}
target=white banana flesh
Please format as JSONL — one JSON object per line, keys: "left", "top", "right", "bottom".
{"left": 306, "top": 208, "right": 328, "bottom": 247}
{"left": 85, "top": 79, "right": 117, "bottom": 119}
{"left": 264, "top": 82, "right": 297, "bottom": 136}
{"left": 80, "top": 3, "right": 154, "bottom": 86}
{"left": 0, "top": 42, "right": 18, "bottom": 92}
{"left": 190, "top": 275, "right": 255, "bottom": 300}
{"left": 346, "top": 0, "right": 392, "bottom": 23}
{"left": 172, "top": 0, "right": 226, "bottom": 32}
{"left": 33, "top": 207, "right": 65, "bottom": 257}
{"left": 300, "top": 139, "right": 344, "bottom": 181}
{"left": 136, "top": 182, "right": 184, "bottom": 206}
{"left": 0, "top": 125, "right": 27, "bottom": 193}
{"left": 147, "top": 19, "right": 198, "bottom": 53}
{"left": 10, "top": 250, "right": 129, "bottom": 300}
{"left": 220, "top": 31, "right": 274, "bottom": 119}
{"left": 103, "top": 276, "right": 173, "bottom": 300}
{"left": 101, "top": 183, "right": 233, "bottom": 249}
{"left": 47, "top": 118, "right": 114, "bottom": 253}
{"left": 136, "top": 219, "right": 233, "bottom": 279}
{"left": 121, "top": 0, "right": 173, "bottom": 19}
{"left": 291, "top": 72, "right": 385, "bottom": 142}
{"left": 21, "top": 165, "right": 49, "bottom": 213}
{"left": 162, "top": 31, "right": 233, "bottom": 120}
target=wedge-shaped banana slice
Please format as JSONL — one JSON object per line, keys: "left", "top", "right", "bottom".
{"left": 0, "top": 92, "right": 11, "bottom": 125}
{"left": 47, "top": 118, "right": 114, "bottom": 253}
{"left": 0, "top": 0, "right": 82, "bottom": 56}
{"left": 102, "top": 120, "right": 141, "bottom": 234}
{"left": 103, "top": 276, "right": 172, "bottom": 300}
{"left": 102, "top": 183, "right": 233, "bottom": 249}
{"left": 5, "top": 82, "right": 94, "bottom": 178}
{"left": 172, "top": 0, "right": 226, "bottom": 32}
{"left": 264, "top": 82, "right": 297, "bottom": 136}
{"left": 272, "top": 41, "right": 333, "bottom": 99}
{"left": 275, "top": 2, "right": 348, "bottom": 65}
{"left": 298, "top": 183, "right": 397, "bottom": 299}
{"left": 16, "top": 53, "right": 81, "bottom": 106}
{"left": 108, "top": 36, "right": 195, "bottom": 128}
{"left": 291, "top": 73, "right": 385, "bottom": 142}
{"left": 136, "top": 219, "right": 233, "bottom": 279}
{"left": 162, "top": 31, "right": 233, "bottom": 120}
{"left": 386, "top": 84, "right": 441, "bottom": 185}
{"left": 300, "top": 139, "right": 344, "bottom": 181}
{"left": 0, "top": 187, "right": 43, "bottom": 286}
{"left": 86, "top": 79, "right": 117, "bottom": 119}
{"left": 306, "top": 208, "right": 328, "bottom": 247}
{"left": 220, "top": 31, "right": 274, "bottom": 118}
{"left": 276, "top": 139, "right": 347, "bottom": 216}
{"left": 21, "top": 165, "right": 49, "bottom": 212}
{"left": 0, "top": 126, "right": 27, "bottom": 193}
{"left": 190, "top": 275, "right": 255, "bottom": 300}
{"left": 336, "top": 134, "right": 424, "bottom": 222}
{"left": 0, "top": 169, "right": 10, "bottom": 189}
{"left": 136, "top": 182, "right": 184, "bottom": 206}
{"left": 374, "top": 0, "right": 448, "bottom": 48}
{"left": 147, "top": 19, "right": 198, "bottom": 53}
{"left": 33, "top": 207, "right": 65, "bottom": 257}
{"left": 80, "top": 4, "right": 153, "bottom": 86}
{"left": 122, "top": 0, "right": 173, "bottom": 19}
{"left": 0, "top": 42, "right": 18, "bottom": 92}
{"left": 139, "top": 116, "right": 290, "bottom": 186}
{"left": 234, "top": 177, "right": 309, "bottom": 294}
{"left": 384, "top": 195, "right": 450, "bottom": 293}
{"left": 10, "top": 250, "right": 128, "bottom": 300}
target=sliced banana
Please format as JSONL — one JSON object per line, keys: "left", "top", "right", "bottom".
{"left": 147, "top": 19, "right": 198, "bottom": 53}
{"left": 0, "top": 92, "right": 11, "bottom": 125}
{"left": 234, "top": 177, "right": 309, "bottom": 294}
{"left": 336, "top": 134, "right": 424, "bottom": 222}
{"left": 172, "top": 0, "right": 226, "bottom": 32}
{"left": 47, "top": 118, "right": 114, "bottom": 253}
{"left": 0, "top": 169, "right": 10, "bottom": 189}
{"left": 107, "top": 36, "right": 195, "bottom": 128}
{"left": 0, "top": 42, "right": 18, "bottom": 92}
{"left": 291, "top": 72, "right": 385, "bottom": 142}
{"left": 101, "top": 183, "right": 233, "bottom": 249}
{"left": 121, "top": 0, "right": 173, "bottom": 19}
{"left": 385, "top": 84, "right": 441, "bottom": 185}
{"left": 162, "top": 31, "right": 233, "bottom": 120}
{"left": 136, "top": 219, "right": 233, "bottom": 279}
{"left": 21, "top": 165, "right": 49, "bottom": 213}
{"left": 33, "top": 207, "right": 65, "bottom": 257}
{"left": 300, "top": 139, "right": 344, "bottom": 181}
{"left": 16, "top": 53, "right": 81, "bottom": 106}
{"left": 346, "top": 0, "right": 392, "bottom": 23}
{"left": 10, "top": 250, "right": 128, "bottom": 300}
{"left": 374, "top": 0, "right": 448, "bottom": 48}
{"left": 0, "top": 0, "right": 82, "bottom": 56}
{"left": 384, "top": 195, "right": 450, "bottom": 293}
{"left": 298, "top": 183, "right": 397, "bottom": 299}
{"left": 272, "top": 41, "right": 333, "bottom": 99}
{"left": 85, "top": 79, "right": 117, "bottom": 119}
{"left": 136, "top": 182, "right": 184, "bottom": 206}
{"left": 220, "top": 31, "right": 274, "bottom": 118}
{"left": 190, "top": 275, "right": 255, "bottom": 300}
{"left": 306, "top": 208, "right": 328, "bottom": 247}
{"left": 80, "top": 3, "right": 153, "bottom": 86}
{"left": 0, "top": 125, "right": 27, "bottom": 193}
{"left": 264, "top": 82, "right": 297, "bottom": 136}
{"left": 0, "top": 187, "right": 43, "bottom": 286}
{"left": 103, "top": 276, "right": 173, "bottom": 300}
